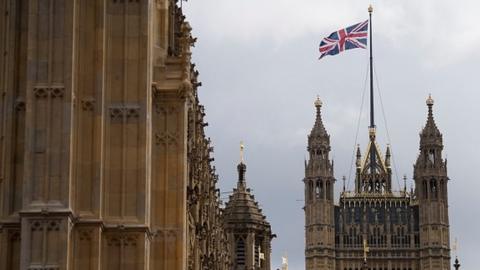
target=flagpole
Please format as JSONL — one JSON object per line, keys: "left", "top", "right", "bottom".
{"left": 368, "top": 5, "right": 376, "bottom": 174}
{"left": 368, "top": 5, "right": 374, "bottom": 128}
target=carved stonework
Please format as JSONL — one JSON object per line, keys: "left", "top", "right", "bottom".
{"left": 50, "top": 88, "right": 64, "bottom": 98}
{"left": 80, "top": 97, "right": 95, "bottom": 111}
{"left": 78, "top": 229, "right": 93, "bottom": 241}
{"left": 109, "top": 107, "right": 123, "bottom": 119}
{"left": 31, "top": 220, "right": 43, "bottom": 232}
{"left": 106, "top": 235, "right": 121, "bottom": 247}
{"left": 154, "top": 104, "right": 178, "bottom": 116}
{"left": 1, "top": 1, "right": 235, "bottom": 269}
{"left": 30, "top": 220, "right": 61, "bottom": 232}
{"left": 46, "top": 220, "right": 60, "bottom": 231}
{"left": 126, "top": 107, "right": 139, "bottom": 118}
{"left": 106, "top": 234, "right": 138, "bottom": 247}
{"left": 108, "top": 105, "right": 140, "bottom": 120}
{"left": 124, "top": 235, "right": 137, "bottom": 247}
{"left": 33, "top": 87, "right": 49, "bottom": 98}
{"left": 33, "top": 87, "right": 65, "bottom": 99}
{"left": 15, "top": 99, "right": 26, "bottom": 111}
{"left": 155, "top": 131, "right": 178, "bottom": 146}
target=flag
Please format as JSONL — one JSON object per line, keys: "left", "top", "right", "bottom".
{"left": 319, "top": 20, "right": 368, "bottom": 59}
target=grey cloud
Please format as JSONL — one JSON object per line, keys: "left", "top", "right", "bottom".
{"left": 184, "top": 1, "right": 480, "bottom": 269}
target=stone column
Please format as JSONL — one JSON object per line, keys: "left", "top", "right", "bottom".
{"left": 246, "top": 231, "right": 255, "bottom": 270}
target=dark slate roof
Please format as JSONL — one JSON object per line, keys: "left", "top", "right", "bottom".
{"left": 223, "top": 162, "right": 271, "bottom": 228}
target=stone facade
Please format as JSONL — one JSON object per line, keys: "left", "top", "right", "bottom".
{"left": 304, "top": 97, "right": 451, "bottom": 270}
{"left": 0, "top": 1, "right": 231, "bottom": 269}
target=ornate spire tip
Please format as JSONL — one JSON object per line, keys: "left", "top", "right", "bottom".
{"left": 240, "top": 141, "right": 245, "bottom": 163}
{"left": 314, "top": 96, "right": 323, "bottom": 108}
{"left": 426, "top": 94, "right": 434, "bottom": 106}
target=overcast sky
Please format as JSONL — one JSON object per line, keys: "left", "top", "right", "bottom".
{"left": 183, "top": 1, "right": 480, "bottom": 269}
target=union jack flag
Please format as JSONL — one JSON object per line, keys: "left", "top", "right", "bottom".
{"left": 319, "top": 20, "right": 368, "bottom": 59}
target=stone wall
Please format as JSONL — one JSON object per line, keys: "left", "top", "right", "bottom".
{"left": 0, "top": 1, "right": 230, "bottom": 269}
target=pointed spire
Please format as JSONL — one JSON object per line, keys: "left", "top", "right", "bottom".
{"left": 385, "top": 144, "right": 391, "bottom": 167}
{"left": 454, "top": 257, "right": 461, "bottom": 270}
{"left": 356, "top": 145, "right": 362, "bottom": 168}
{"left": 421, "top": 94, "right": 442, "bottom": 142}
{"left": 311, "top": 96, "right": 328, "bottom": 138}
{"left": 307, "top": 96, "right": 331, "bottom": 161}
{"left": 237, "top": 141, "right": 247, "bottom": 189}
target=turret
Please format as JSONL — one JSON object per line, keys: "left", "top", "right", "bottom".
{"left": 304, "top": 97, "right": 335, "bottom": 270}
{"left": 414, "top": 95, "right": 448, "bottom": 202}
{"left": 414, "top": 95, "right": 451, "bottom": 270}
{"left": 224, "top": 143, "right": 274, "bottom": 270}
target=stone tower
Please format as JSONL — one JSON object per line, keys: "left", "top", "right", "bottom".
{"left": 304, "top": 98, "right": 335, "bottom": 270}
{"left": 224, "top": 147, "right": 274, "bottom": 270}
{"left": 414, "top": 95, "right": 451, "bottom": 270}
{"left": 0, "top": 1, "right": 231, "bottom": 270}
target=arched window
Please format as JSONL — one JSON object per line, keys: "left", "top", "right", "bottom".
{"left": 430, "top": 179, "right": 438, "bottom": 199}
{"left": 315, "top": 180, "right": 323, "bottom": 199}
{"left": 326, "top": 181, "right": 331, "bottom": 200}
{"left": 423, "top": 180, "right": 428, "bottom": 199}
{"left": 428, "top": 149, "right": 435, "bottom": 164}
{"left": 308, "top": 181, "right": 314, "bottom": 202}
{"left": 440, "top": 180, "right": 445, "bottom": 199}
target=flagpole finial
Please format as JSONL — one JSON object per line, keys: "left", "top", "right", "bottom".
{"left": 368, "top": 4, "right": 373, "bottom": 13}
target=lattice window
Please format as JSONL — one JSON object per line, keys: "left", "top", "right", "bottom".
{"left": 235, "top": 237, "right": 245, "bottom": 266}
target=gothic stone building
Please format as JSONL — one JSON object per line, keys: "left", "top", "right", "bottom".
{"left": 304, "top": 97, "right": 451, "bottom": 270}
{"left": 0, "top": 1, "right": 240, "bottom": 269}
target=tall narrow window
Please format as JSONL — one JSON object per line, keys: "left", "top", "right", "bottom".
{"left": 423, "top": 181, "right": 428, "bottom": 199}
{"left": 309, "top": 181, "right": 314, "bottom": 202}
{"left": 428, "top": 149, "right": 435, "bottom": 164}
{"left": 315, "top": 180, "right": 323, "bottom": 199}
{"left": 430, "top": 179, "right": 438, "bottom": 199}
{"left": 254, "top": 239, "right": 260, "bottom": 267}
{"left": 235, "top": 238, "right": 246, "bottom": 266}
{"left": 326, "top": 181, "right": 331, "bottom": 200}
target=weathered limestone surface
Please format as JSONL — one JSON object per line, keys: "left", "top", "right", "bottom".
{"left": 0, "top": 1, "right": 231, "bottom": 269}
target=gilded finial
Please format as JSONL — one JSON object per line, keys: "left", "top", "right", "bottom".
{"left": 314, "top": 95, "right": 322, "bottom": 108}
{"left": 426, "top": 93, "right": 434, "bottom": 106}
{"left": 368, "top": 4, "right": 373, "bottom": 13}
{"left": 363, "top": 239, "right": 370, "bottom": 262}
{"left": 240, "top": 141, "right": 245, "bottom": 163}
